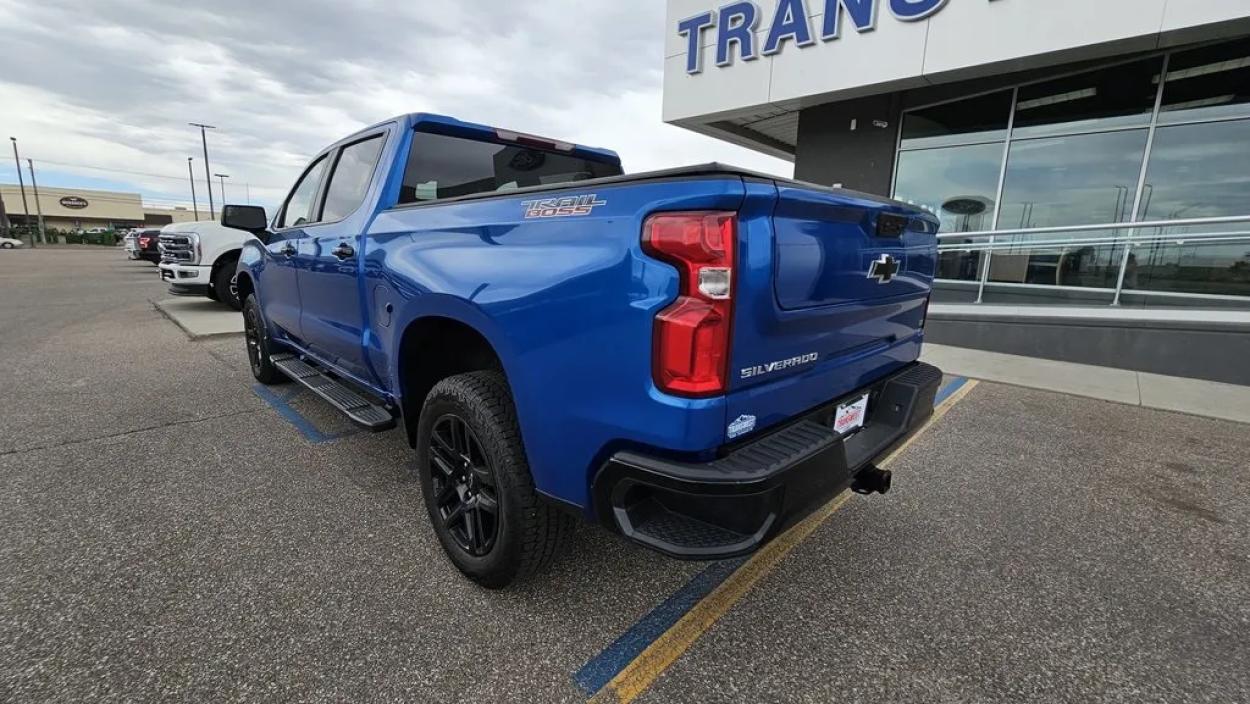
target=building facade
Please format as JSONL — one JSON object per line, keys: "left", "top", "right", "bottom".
{"left": 663, "top": 0, "right": 1250, "bottom": 383}
{"left": 0, "top": 184, "right": 204, "bottom": 232}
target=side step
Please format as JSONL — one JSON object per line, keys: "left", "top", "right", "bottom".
{"left": 269, "top": 353, "right": 396, "bottom": 431}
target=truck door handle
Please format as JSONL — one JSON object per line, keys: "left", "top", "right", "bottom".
{"left": 280, "top": 243, "right": 296, "bottom": 257}
{"left": 332, "top": 242, "right": 355, "bottom": 260}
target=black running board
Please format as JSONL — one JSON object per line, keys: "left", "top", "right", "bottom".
{"left": 269, "top": 353, "right": 396, "bottom": 431}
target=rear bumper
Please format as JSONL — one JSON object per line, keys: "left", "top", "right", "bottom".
{"left": 592, "top": 361, "right": 942, "bottom": 559}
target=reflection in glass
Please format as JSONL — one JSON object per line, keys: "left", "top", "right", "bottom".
{"left": 1000, "top": 130, "right": 1148, "bottom": 229}
{"left": 1125, "top": 234, "right": 1250, "bottom": 298}
{"left": 900, "top": 90, "right": 1012, "bottom": 150}
{"left": 1127, "top": 119, "right": 1250, "bottom": 297}
{"left": 894, "top": 143, "right": 1004, "bottom": 231}
{"left": 1158, "top": 39, "right": 1250, "bottom": 125}
{"left": 1139, "top": 120, "right": 1250, "bottom": 220}
{"left": 1012, "top": 57, "right": 1161, "bottom": 139}
{"left": 985, "top": 240, "right": 1126, "bottom": 289}
{"left": 894, "top": 142, "right": 1005, "bottom": 281}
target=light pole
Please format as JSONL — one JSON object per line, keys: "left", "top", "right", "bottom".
{"left": 215, "top": 173, "right": 230, "bottom": 206}
{"left": 188, "top": 122, "right": 216, "bottom": 219}
{"left": 9, "top": 137, "right": 32, "bottom": 246}
{"left": 187, "top": 157, "right": 199, "bottom": 220}
{"left": 26, "top": 159, "right": 46, "bottom": 243}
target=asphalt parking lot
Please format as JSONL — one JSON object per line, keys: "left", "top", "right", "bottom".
{"left": 2, "top": 247, "right": 1248, "bottom": 703}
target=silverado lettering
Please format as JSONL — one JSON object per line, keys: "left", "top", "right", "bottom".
{"left": 740, "top": 352, "right": 819, "bottom": 379}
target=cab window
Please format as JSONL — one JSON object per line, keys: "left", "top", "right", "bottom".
{"left": 320, "top": 135, "right": 385, "bottom": 222}
{"left": 278, "top": 155, "right": 329, "bottom": 229}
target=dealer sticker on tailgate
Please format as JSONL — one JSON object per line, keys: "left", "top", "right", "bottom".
{"left": 833, "top": 393, "right": 869, "bottom": 436}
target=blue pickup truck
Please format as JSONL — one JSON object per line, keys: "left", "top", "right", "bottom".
{"left": 222, "top": 113, "right": 942, "bottom": 588}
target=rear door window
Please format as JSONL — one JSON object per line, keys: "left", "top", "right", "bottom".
{"left": 319, "top": 135, "right": 385, "bottom": 222}
{"left": 398, "top": 131, "right": 621, "bottom": 204}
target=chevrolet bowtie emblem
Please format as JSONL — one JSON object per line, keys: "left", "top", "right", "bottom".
{"left": 867, "top": 253, "right": 900, "bottom": 284}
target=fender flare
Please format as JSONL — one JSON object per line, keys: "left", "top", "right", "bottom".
{"left": 387, "top": 294, "right": 518, "bottom": 401}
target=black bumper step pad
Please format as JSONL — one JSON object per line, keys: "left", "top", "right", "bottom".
{"left": 269, "top": 353, "right": 395, "bottom": 431}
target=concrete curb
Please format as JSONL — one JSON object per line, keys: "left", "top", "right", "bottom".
{"left": 152, "top": 298, "right": 244, "bottom": 340}
{"left": 921, "top": 343, "right": 1250, "bottom": 425}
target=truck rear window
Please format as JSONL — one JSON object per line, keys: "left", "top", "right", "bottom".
{"left": 398, "top": 131, "right": 622, "bottom": 204}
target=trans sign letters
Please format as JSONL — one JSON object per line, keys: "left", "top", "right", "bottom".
{"left": 678, "top": 0, "right": 949, "bottom": 73}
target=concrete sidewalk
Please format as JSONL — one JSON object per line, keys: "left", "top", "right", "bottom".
{"left": 153, "top": 298, "right": 243, "bottom": 338}
{"left": 921, "top": 343, "right": 1250, "bottom": 424}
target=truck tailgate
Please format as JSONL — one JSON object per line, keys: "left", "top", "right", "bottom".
{"left": 725, "top": 180, "right": 938, "bottom": 440}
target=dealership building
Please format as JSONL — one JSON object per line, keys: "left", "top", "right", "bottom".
{"left": 0, "top": 184, "right": 203, "bottom": 233}
{"left": 664, "top": 0, "right": 1250, "bottom": 384}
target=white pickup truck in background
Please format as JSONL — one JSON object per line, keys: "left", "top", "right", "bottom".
{"left": 158, "top": 220, "right": 253, "bottom": 310}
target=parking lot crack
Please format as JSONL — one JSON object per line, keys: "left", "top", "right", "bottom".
{"left": 0, "top": 408, "right": 266, "bottom": 458}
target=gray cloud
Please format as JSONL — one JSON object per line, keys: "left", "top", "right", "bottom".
{"left": 0, "top": 0, "right": 792, "bottom": 209}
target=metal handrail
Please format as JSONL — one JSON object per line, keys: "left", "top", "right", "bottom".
{"left": 935, "top": 214, "right": 1250, "bottom": 240}
{"left": 930, "top": 214, "right": 1250, "bottom": 306}
{"left": 940, "top": 231, "right": 1250, "bottom": 252}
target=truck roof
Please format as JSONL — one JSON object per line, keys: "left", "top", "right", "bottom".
{"left": 338, "top": 112, "right": 621, "bottom": 165}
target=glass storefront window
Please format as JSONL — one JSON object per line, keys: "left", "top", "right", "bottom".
{"left": 991, "top": 130, "right": 1148, "bottom": 289}
{"left": 894, "top": 142, "right": 1004, "bottom": 281}
{"left": 896, "top": 38, "right": 1250, "bottom": 304}
{"left": 894, "top": 142, "right": 1004, "bottom": 231}
{"left": 899, "top": 90, "right": 1012, "bottom": 150}
{"left": 999, "top": 130, "right": 1148, "bottom": 229}
{"left": 1126, "top": 119, "right": 1250, "bottom": 297}
{"left": 1138, "top": 119, "right": 1250, "bottom": 220}
{"left": 1158, "top": 39, "right": 1250, "bottom": 125}
{"left": 1124, "top": 230, "right": 1250, "bottom": 298}
{"left": 1011, "top": 57, "right": 1161, "bottom": 139}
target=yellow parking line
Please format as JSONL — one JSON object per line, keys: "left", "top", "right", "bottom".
{"left": 588, "top": 379, "right": 979, "bottom": 704}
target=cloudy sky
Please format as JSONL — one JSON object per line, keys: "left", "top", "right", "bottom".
{"left": 0, "top": 0, "right": 792, "bottom": 212}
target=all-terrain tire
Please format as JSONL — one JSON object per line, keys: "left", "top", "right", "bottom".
{"left": 416, "top": 370, "right": 573, "bottom": 588}
{"left": 242, "top": 294, "right": 287, "bottom": 385}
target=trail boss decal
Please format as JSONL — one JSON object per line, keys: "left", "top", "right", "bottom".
{"left": 740, "top": 352, "right": 818, "bottom": 379}
{"left": 521, "top": 194, "right": 607, "bottom": 219}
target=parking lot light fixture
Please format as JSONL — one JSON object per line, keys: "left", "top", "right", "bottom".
{"left": 187, "top": 158, "right": 199, "bottom": 220}
{"left": 9, "top": 137, "right": 32, "bottom": 247}
{"left": 189, "top": 123, "right": 217, "bottom": 219}
{"left": 26, "top": 159, "right": 46, "bottom": 243}
{"left": 215, "top": 173, "right": 230, "bottom": 205}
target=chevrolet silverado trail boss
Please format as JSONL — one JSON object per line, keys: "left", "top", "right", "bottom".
{"left": 222, "top": 113, "right": 942, "bottom": 588}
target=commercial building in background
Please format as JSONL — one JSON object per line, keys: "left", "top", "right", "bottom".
{"left": 664, "top": 0, "right": 1250, "bottom": 384}
{"left": 0, "top": 184, "right": 203, "bottom": 232}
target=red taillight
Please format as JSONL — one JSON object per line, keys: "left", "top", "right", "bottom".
{"left": 643, "top": 211, "right": 736, "bottom": 396}
{"left": 138, "top": 236, "right": 151, "bottom": 247}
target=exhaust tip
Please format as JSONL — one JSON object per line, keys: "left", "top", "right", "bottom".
{"left": 852, "top": 466, "right": 892, "bottom": 495}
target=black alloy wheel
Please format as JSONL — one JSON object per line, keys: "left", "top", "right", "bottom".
{"left": 243, "top": 301, "right": 264, "bottom": 375}
{"left": 241, "top": 294, "right": 284, "bottom": 384}
{"left": 428, "top": 414, "right": 500, "bottom": 556}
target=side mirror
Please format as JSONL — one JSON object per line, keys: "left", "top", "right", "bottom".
{"left": 221, "top": 205, "right": 270, "bottom": 239}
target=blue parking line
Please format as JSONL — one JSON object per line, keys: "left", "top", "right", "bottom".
{"left": 934, "top": 375, "right": 969, "bottom": 406}
{"left": 573, "top": 556, "right": 746, "bottom": 694}
{"left": 252, "top": 384, "right": 356, "bottom": 444}
{"left": 572, "top": 375, "right": 969, "bottom": 696}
